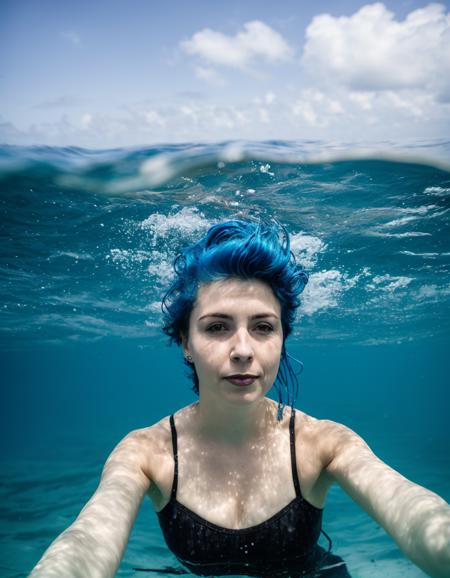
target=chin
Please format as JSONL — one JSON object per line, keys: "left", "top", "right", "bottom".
{"left": 221, "top": 384, "right": 264, "bottom": 404}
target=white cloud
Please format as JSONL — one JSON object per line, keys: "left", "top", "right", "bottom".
{"left": 3, "top": 89, "right": 449, "bottom": 147}
{"left": 265, "top": 92, "right": 276, "bottom": 105}
{"left": 81, "top": 113, "right": 93, "bottom": 129}
{"left": 384, "top": 90, "right": 430, "bottom": 117}
{"left": 257, "top": 107, "right": 270, "bottom": 123}
{"left": 181, "top": 20, "right": 292, "bottom": 69}
{"left": 348, "top": 91, "right": 374, "bottom": 111}
{"left": 254, "top": 92, "right": 277, "bottom": 106}
{"left": 179, "top": 104, "right": 200, "bottom": 124}
{"left": 292, "top": 89, "right": 344, "bottom": 127}
{"left": 301, "top": 3, "right": 450, "bottom": 99}
{"left": 145, "top": 110, "right": 166, "bottom": 127}
{"left": 194, "top": 66, "right": 226, "bottom": 86}
{"left": 178, "top": 103, "right": 248, "bottom": 130}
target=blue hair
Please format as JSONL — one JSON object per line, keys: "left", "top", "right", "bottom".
{"left": 161, "top": 218, "right": 308, "bottom": 419}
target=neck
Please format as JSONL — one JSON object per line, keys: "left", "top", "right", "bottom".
{"left": 194, "top": 396, "right": 277, "bottom": 446}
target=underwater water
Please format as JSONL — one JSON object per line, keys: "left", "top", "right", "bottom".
{"left": 0, "top": 141, "right": 449, "bottom": 578}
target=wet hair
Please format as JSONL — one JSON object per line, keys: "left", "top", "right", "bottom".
{"left": 161, "top": 218, "right": 308, "bottom": 419}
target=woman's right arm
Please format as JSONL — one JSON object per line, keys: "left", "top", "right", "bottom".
{"left": 29, "top": 429, "right": 152, "bottom": 578}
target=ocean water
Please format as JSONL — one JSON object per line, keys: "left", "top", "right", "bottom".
{"left": 0, "top": 141, "right": 449, "bottom": 578}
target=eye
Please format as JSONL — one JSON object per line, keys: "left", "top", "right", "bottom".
{"left": 206, "top": 322, "right": 228, "bottom": 333}
{"left": 255, "top": 323, "right": 274, "bottom": 334}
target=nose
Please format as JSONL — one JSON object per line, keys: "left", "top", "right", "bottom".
{"left": 230, "top": 328, "right": 254, "bottom": 362}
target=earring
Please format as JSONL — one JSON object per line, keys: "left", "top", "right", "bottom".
{"left": 185, "top": 355, "right": 193, "bottom": 363}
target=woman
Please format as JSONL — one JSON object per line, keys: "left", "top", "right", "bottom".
{"left": 30, "top": 219, "right": 450, "bottom": 578}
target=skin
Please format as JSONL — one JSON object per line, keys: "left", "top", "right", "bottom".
{"left": 29, "top": 278, "right": 450, "bottom": 578}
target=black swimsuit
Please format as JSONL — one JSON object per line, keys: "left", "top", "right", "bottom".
{"left": 156, "top": 409, "right": 333, "bottom": 577}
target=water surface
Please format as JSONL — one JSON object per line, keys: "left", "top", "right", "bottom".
{"left": 1, "top": 141, "right": 449, "bottom": 577}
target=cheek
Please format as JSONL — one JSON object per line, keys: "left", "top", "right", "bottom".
{"left": 269, "top": 357, "right": 281, "bottom": 377}
{"left": 191, "top": 339, "right": 222, "bottom": 366}
{"left": 253, "top": 339, "right": 278, "bottom": 365}
{"left": 268, "top": 341, "right": 283, "bottom": 372}
{"left": 267, "top": 337, "right": 283, "bottom": 359}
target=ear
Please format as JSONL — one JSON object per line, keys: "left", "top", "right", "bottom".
{"left": 180, "top": 331, "right": 190, "bottom": 357}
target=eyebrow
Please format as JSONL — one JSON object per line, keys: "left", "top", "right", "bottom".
{"left": 198, "top": 313, "right": 279, "bottom": 321}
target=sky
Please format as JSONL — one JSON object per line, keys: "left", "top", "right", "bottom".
{"left": 1, "top": 0, "right": 450, "bottom": 148}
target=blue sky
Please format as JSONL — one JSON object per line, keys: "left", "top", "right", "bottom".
{"left": 1, "top": 0, "right": 450, "bottom": 147}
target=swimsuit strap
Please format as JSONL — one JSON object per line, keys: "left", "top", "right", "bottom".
{"left": 170, "top": 411, "right": 302, "bottom": 501}
{"left": 321, "top": 528, "right": 333, "bottom": 553}
{"left": 169, "top": 414, "right": 178, "bottom": 501}
{"left": 289, "top": 409, "right": 302, "bottom": 498}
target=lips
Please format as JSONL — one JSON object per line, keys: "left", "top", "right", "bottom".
{"left": 225, "top": 374, "right": 258, "bottom": 386}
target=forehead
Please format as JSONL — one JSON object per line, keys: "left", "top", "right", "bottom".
{"left": 192, "top": 277, "right": 281, "bottom": 315}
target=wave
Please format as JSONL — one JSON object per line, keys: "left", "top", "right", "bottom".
{"left": 1, "top": 141, "right": 449, "bottom": 195}
{"left": 1, "top": 142, "right": 449, "bottom": 348}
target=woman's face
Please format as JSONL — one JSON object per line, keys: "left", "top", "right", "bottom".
{"left": 182, "top": 277, "right": 283, "bottom": 406}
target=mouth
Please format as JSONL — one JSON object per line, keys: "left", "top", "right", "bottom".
{"left": 224, "top": 374, "right": 258, "bottom": 387}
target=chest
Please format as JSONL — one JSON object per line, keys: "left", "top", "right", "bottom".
{"left": 154, "top": 430, "right": 311, "bottom": 529}
{"left": 192, "top": 436, "right": 296, "bottom": 526}
{"left": 148, "top": 413, "right": 329, "bottom": 529}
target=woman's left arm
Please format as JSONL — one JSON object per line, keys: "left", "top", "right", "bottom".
{"left": 325, "top": 423, "right": 450, "bottom": 578}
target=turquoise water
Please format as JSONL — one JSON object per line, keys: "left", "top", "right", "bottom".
{"left": 0, "top": 142, "right": 449, "bottom": 577}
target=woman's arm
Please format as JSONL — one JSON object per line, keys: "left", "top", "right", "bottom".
{"left": 325, "top": 423, "right": 450, "bottom": 578}
{"left": 29, "top": 429, "right": 151, "bottom": 578}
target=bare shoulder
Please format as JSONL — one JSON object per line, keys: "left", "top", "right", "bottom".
{"left": 109, "top": 416, "right": 171, "bottom": 478}
{"left": 113, "top": 404, "right": 196, "bottom": 484}
{"left": 299, "top": 411, "right": 368, "bottom": 442}
{"left": 296, "top": 411, "right": 371, "bottom": 470}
